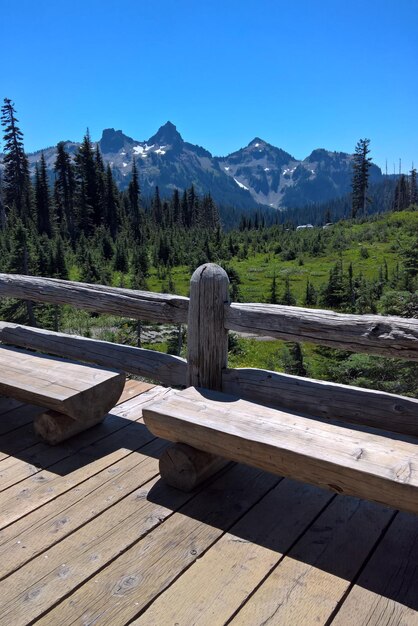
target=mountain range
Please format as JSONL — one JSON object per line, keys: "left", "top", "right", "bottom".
{"left": 22, "top": 122, "right": 383, "bottom": 211}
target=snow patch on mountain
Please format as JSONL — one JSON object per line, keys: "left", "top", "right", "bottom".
{"left": 234, "top": 177, "right": 249, "bottom": 190}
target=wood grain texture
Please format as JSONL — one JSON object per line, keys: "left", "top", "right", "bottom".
{"left": 226, "top": 302, "right": 418, "bottom": 360}
{"left": 143, "top": 386, "right": 418, "bottom": 514}
{"left": 180, "top": 264, "right": 231, "bottom": 489}
{"left": 0, "top": 345, "right": 125, "bottom": 424}
{"left": 0, "top": 322, "right": 187, "bottom": 387}
{"left": 0, "top": 438, "right": 167, "bottom": 580}
{"left": 33, "top": 465, "right": 279, "bottom": 626}
{"left": 187, "top": 263, "right": 230, "bottom": 390}
{"left": 223, "top": 368, "right": 418, "bottom": 437}
{"left": 159, "top": 442, "right": 229, "bottom": 491}
{"left": 0, "top": 273, "right": 189, "bottom": 323}
{"left": 132, "top": 479, "right": 332, "bottom": 626}
{"left": 332, "top": 511, "right": 418, "bottom": 625}
{"left": 0, "top": 386, "right": 171, "bottom": 527}
{"left": 231, "top": 496, "right": 394, "bottom": 626}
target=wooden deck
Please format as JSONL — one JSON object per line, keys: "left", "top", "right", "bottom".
{"left": 0, "top": 380, "right": 417, "bottom": 626}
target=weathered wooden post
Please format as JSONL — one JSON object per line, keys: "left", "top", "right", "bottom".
{"left": 158, "top": 263, "right": 231, "bottom": 490}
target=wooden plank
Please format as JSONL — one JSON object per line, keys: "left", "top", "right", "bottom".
{"left": 0, "top": 438, "right": 167, "bottom": 579}
{"left": 0, "top": 273, "right": 189, "bottom": 323}
{"left": 0, "top": 386, "right": 171, "bottom": 526}
{"left": 0, "top": 422, "right": 42, "bottom": 462}
{"left": 143, "top": 387, "right": 418, "bottom": 514}
{"left": 131, "top": 478, "right": 332, "bottom": 626}
{"left": 0, "top": 322, "right": 187, "bottom": 387}
{"left": 223, "top": 368, "right": 418, "bottom": 437}
{"left": 118, "top": 380, "right": 155, "bottom": 403}
{"left": 0, "top": 346, "right": 125, "bottom": 423}
{"left": 225, "top": 302, "right": 418, "bottom": 360}
{"left": 0, "top": 473, "right": 191, "bottom": 626}
{"left": 332, "top": 512, "right": 418, "bottom": 625}
{"left": 31, "top": 465, "right": 280, "bottom": 626}
{"left": 230, "top": 496, "right": 394, "bottom": 626}
{"left": 0, "top": 403, "right": 44, "bottom": 437}
{"left": 0, "top": 397, "right": 25, "bottom": 416}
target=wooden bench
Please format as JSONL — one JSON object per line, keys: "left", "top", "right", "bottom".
{"left": 143, "top": 386, "right": 418, "bottom": 515}
{"left": 0, "top": 345, "right": 125, "bottom": 444}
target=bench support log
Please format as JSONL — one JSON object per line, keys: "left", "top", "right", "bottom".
{"left": 159, "top": 443, "right": 230, "bottom": 491}
{"left": 159, "top": 264, "right": 230, "bottom": 491}
{"left": 34, "top": 411, "right": 105, "bottom": 445}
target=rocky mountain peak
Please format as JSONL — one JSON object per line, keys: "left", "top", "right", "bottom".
{"left": 148, "top": 121, "right": 183, "bottom": 147}
{"left": 99, "top": 128, "right": 135, "bottom": 154}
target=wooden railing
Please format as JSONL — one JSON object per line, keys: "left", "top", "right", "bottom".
{"left": 0, "top": 264, "right": 417, "bottom": 436}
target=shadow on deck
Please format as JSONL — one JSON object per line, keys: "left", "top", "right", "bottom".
{"left": 0, "top": 381, "right": 417, "bottom": 625}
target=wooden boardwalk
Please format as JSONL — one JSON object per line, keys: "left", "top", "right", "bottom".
{"left": 0, "top": 380, "right": 417, "bottom": 626}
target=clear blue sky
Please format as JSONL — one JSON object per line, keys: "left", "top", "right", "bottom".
{"left": 2, "top": 0, "right": 417, "bottom": 171}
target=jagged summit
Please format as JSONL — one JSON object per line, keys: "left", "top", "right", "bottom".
{"left": 248, "top": 137, "right": 266, "bottom": 147}
{"left": 148, "top": 121, "right": 183, "bottom": 147}
{"left": 99, "top": 128, "right": 135, "bottom": 153}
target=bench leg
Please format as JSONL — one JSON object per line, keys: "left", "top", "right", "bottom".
{"left": 34, "top": 411, "right": 105, "bottom": 445}
{"left": 159, "top": 443, "right": 230, "bottom": 491}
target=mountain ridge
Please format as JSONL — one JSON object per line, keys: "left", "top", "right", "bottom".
{"left": 6, "top": 123, "right": 383, "bottom": 211}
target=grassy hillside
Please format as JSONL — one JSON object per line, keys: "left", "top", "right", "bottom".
{"left": 144, "top": 209, "right": 417, "bottom": 306}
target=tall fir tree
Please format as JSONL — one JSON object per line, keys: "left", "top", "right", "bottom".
{"left": 104, "top": 164, "right": 120, "bottom": 238}
{"left": 54, "top": 141, "right": 76, "bottom": 240}
{"left": 74, "top": 130, "right": 102, "bottom": 235}
{"left": 269, "top": 272, "right": 278, "bottom": 304}
{"left": 151, "top": 185, "right": 163, "bottom": 224}
{"left": 392, "top": 174, "right": 410, "bottom": 211}
{"left": 409, "top": 167, "right": 417, "bottom": 205}
{"left": 351, "top": 138, "right": 372, "bottom": 218}
{"left": 35, "top": 153, "right": 52, "bottom": 236}
{"left": 0, "top": 98, "right": 32, "bottom": 222}
{"left": 127, "top": 159, "right": 144, "bottom": 242}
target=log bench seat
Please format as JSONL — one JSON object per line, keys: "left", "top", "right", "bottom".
{"left": 0, "top": 345, "right": 125, "bottom": 444}
{"left": 143, "top": 386, "right": 418, "bottom": 515}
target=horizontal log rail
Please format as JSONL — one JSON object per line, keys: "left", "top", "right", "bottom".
{"left": 0, "top": 272, "right": 417, "bottom": 360}
{"left": 0, "top": 322, "right": 187, "bottom": 388}
{"left": 0, "top": 273, "right": 189, "bottom": 324}
{"left": 225, "top": 303, "right": 418, "bottom": 361}
{"left": 222, "top": 368, "right": 418, "bottom": 437}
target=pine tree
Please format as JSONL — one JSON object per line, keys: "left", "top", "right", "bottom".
{"left": 283, "top": 343, "right": 307, "bottom": 377}
{"left": 74, "top": 130, "right": 101, "bottom": 235}
{"left": 54, "top": 141, "right": 76, "bottom": 240}
{"left": 53, "top": 236, "right": 68, "bottom": 279}
{"left": 280, "top": 276, "right": 296, "bottom": 306}
{"left": 410, "top": 168, "right": 418, "bottom": 205}
{"left": 3, "top": 218, "right": 37, "bottom": 325}
{"left": 113, "top": 237, "right": 129, "bottom": 273}
{"left": 35, "top": 153, "right": 52, "bottom": 236}
{"left": 269, "top": 272, "right": 278, "bottom": 304}
{"left": 392, "top": 174, "right": 410, "bottom": 211}
{"left": 304, "top": 279, "right": 317, "bottom": 305}
{"left": 1, "top": 98, "right": 32, "bottom": 221}
{"left": 321, "top": 260, "right": 344, "bottom": 308}
{"left": 151, "top": 186, "right": 163, "bottom": 224}
{"left": 172, "top": 189, "right": 181, "bottom": 224}
{"left": 104, "top": 164, "right": 120, "bottom": 238}
{"left": 351, "top": 138, "right": 372, "bottom": 218}
{"left": 127, "top": 159, "right": 143, "bottom": 242}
